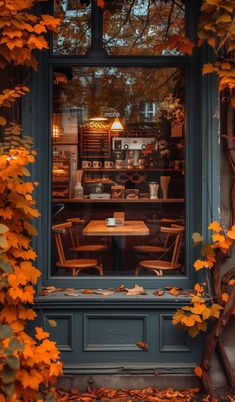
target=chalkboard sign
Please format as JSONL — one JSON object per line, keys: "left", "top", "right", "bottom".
{"left": 80, "top": 127, "right": 110, "bottom": 158}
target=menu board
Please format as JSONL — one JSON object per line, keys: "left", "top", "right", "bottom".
{"left": 80, "top": 127, "right": 110, "bottom": 158}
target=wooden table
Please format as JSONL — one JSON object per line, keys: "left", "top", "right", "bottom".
{"left": 83, "top": 220, "right": 150, "bottom": 272}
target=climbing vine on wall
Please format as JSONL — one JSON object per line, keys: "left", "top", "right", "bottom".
{"left": 0, "top": 1, "right": 62, "bottom": 401}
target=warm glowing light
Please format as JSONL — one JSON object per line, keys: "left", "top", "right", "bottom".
{"left": 52, "top": 113, "right": 64, "bottom": 142}
{"left": 89, "top": 117, "right": 108, "bottom": 122}
{"left": 111, "top": 117, "right": 124, "bottom": 131}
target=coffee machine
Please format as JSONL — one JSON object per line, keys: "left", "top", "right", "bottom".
{"left": 112, "top": 137, "right": 155, "bottom": 165}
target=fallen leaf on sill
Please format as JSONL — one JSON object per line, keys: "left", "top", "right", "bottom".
{"left": 94, "top": 289, "right": 115, "bottom": 296}
{"left": 64, "top": 290, "right": 80, "bottom": 297}
{"left": 81, "top": 289, "right": 95, "bottom": 294}
{"left": 153, "top": 289, "right": 165, "bottom": 296}
{"left": 115, "top": 284, "right": 127, "bottom": 292}
{"left": 126, "top": 284, "right": 147, "bottom": 296}
{"left": 167, "top": 287, "right": 180, "bottom": 297}
{"left": 40, "top": 286, "right": 64, "bottom": 295}
{"left": 136, "top": 341, "right": 148, "bottom": 350}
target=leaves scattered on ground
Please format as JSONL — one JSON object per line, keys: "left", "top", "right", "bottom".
{"left": 53, "top": 386, "right": 201, "bottom": 402}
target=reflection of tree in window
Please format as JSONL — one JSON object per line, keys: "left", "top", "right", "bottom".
{"left": 53, "top": 0, "right": 91, "bottom": 55}
{"left": 103, "top": 0, "right": 185, "bottom": 55}
{"left": 54, "top": 67, "right": 184, "bottom": 124}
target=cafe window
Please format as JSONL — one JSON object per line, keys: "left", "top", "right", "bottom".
{"left": 47, "top": 0, "right": 198, "bottom": 284}
{"left": 51, "top": 66, "right": 185, "bottom": 277}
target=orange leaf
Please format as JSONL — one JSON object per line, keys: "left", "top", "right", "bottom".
{"left": 208, "top": 221, "right": 222, "bottom": 232}
{"left": 136, "top": 341, "right": 148, "bottom": 350}
{"left": 35, "top": 327, "right": 50, "bottom": 341}
{"left": 195, "top": 366, "right": 203, "bottom": 377}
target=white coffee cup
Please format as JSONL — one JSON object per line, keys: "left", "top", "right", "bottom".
{"left": 138, "top": 159, "right": 145, "bottom": 169}
{"left": 104, "top": 161, "right": 114, "bottom": 168}
{"left": 93, "top": 161, "right": 102, "bottom": 168}
{"left": 82, "top": 161, "right": 92, "bottom": 168}
{"left": 116, "top": 160, "right": 124, "bottom": 169}
{"left": 106, "top": 217, "right": 116, "bottom": 226}
{"left": 127, "top": 159, "right": 134, "bottom": 169}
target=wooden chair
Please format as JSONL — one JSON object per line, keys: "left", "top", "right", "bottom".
{"left": 66, "top": 218, "right": 107, "bottom": 253}
{"left": 52, "top": 222, "right": 103, "bottom": 276}
{"left": 134, "top": 223, "right": 183, "bottom": 254}
{"left": 135, "top": 226, "right": 184, "bottom": 276}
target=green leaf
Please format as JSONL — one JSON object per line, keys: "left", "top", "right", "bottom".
{"left": 0, "top": 325, "right": 13, "bottom": 340}
{"left": 0, "top": 235, "right": 8, "bottom": 249}
{"left": 6, "top": 355, "right": 20, "bottom": 370}
{"left": 201, "top": 243, "right": 214, "bottom": 257}
{"left": 0, "top": 258, "right": 13, "bottom": 273}
{"left": 0, "top": 277, "right": 9, "bottom": 289}
{"left": 0, "top": 366, "right": 16, "bottom": 384}
{"left": 8, "top": 338, "right": 24, "bottom": 352}
{"left": 3, "top": 382, "right": 15, "bottom": 397}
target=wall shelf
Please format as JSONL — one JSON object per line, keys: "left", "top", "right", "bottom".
{"left": 82, "top": 168, "right": 183, "bottom": 173}
{"left": 52, "top": 198, "right": 185, "bottom": 203}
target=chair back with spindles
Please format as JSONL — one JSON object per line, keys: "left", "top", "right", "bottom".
{"left": 52, "top": 222, "right": 72, "bottom": 264}
{"left": 160, "top": 226, "right": 184, "bottom": 268}
{"left": 66, "top": 218, "right": 85, "bottom": 249}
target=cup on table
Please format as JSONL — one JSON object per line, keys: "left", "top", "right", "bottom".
{"left": 82, "top": 161, "right": 92, "bottom": 168}
{"left": 138, "top": 159, "right": 145, "bottom": 169}
{"left": 93, "top": 161, "right": 102, "bottom": 168}
{"left": 127, "top": 159, "right": 134, "bottom": 169}
{"left": 115, "top": 159, "right": 124, "bottom": 169}
{"left": 106, "top": 217, "right": 116, "bottom": 226}
{"left": 104, "top": 161, "right": 114, "bottom": 168}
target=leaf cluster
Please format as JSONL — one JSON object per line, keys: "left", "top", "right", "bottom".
{"left": 0, "top": 0, "right": 60, "bottom": 69}
{"left": 0, "top": 148, "right": 62, "bottom": 400}
{"left": 172, "top": 221, "right": 235, "bottom": 338}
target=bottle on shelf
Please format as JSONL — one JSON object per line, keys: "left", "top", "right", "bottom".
{"left": 74, "top": 170, "right": 84, "bottom": 199}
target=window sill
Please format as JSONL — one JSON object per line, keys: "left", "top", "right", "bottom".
{"left": 36, "top": 289, "right": 193, "bottom": 307}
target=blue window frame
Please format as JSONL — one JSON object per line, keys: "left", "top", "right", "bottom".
{"left": 24, "top": 0, "right": 220, "bottom": 290}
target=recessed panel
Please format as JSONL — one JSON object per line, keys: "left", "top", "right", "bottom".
{"left": 159, "top": 314, "right": 191, "bottom": 352}
{"left": 84, "top": 314, "right": 148, "bottom": 351}
{"left": 44, "top": 314, "right": 73, "bottom": 351}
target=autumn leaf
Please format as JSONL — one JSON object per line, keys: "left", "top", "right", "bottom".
{"left": 136, "top": 341, "right": 148, "bottom": 350}
{"left": 208, "top": 221, "right": 222, "bottom": 232}
{"left": 195, "top": 366, "right": 203, "bottom": 378}
{"left": 126, "top": 284, "right": 146, "bottom": 295}
{"left": 35, "top": 327, "right": 50, "bottom": 341}
{"left": 192, "top": 232, "right": 203, "bottom": 245}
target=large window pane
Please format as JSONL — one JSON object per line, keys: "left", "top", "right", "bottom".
{"left": 53, "top": 0, "right": 91, "bottom": 55}
{"left": 51, "top": 67, "right": 185, "bottom": 277}
{"left": 103, "top": 0, "right": 185, "bottom": 55}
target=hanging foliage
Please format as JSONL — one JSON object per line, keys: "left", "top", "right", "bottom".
{"left": 0, "top": 1, "right": 62, "bottom": 401}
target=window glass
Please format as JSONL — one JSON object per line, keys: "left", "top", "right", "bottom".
{"left": 51, "top": 67, "right": 185, "bottom": 277}
{"left": 103, "top": 0, "right": 185, "bottom": 55}
{"left": 53, "top": 0, "right": 91, "bottom": 55}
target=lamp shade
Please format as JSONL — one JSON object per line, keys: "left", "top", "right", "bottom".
{"left": 111, "top": 117, "right": 124, "bottom": 131}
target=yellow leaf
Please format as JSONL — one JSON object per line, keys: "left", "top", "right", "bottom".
{"left": 216, "top": 15, "right": 232, "bottom": 24}
{"left": 210, "top": 303, "right": 223, "bottom": 318}
{"left": 194, "top": 260, "right": 205, "bottom": 271}
{"left": 227, "top": 226, "right": 235, "bottom": 239}
{"left": 192, "top": 232, "right": 203, "bottom": 245}
{"left": 228, "top": 279, "right": 235, "bottom": 286}
{"left": 208, "top": 221, "right": 222, "bottom": 232}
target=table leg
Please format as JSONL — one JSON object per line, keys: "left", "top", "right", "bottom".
{"left": 111, "top": 236, "right": 121, "bottom": 273}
